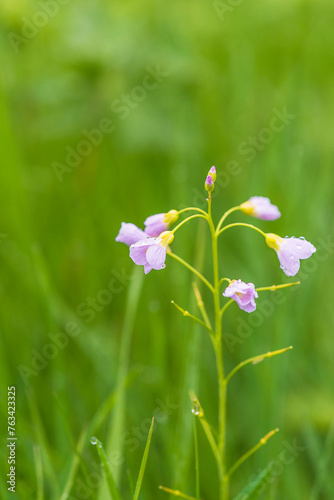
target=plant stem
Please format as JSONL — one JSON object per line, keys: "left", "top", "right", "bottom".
{"left": 167, "top": 251, "right": 214, "bottom": 293}
{"left": 178, "top": 207, "right": 208, "bottom": 216}
{"left": 216, "top": 206, "right": 241, "bottom": 234}
{"left": 227, "top": 428, "right": 279, "bottom": 478}
{"left": 172, "top": 214, "right": 208, "bottom": 234}
{"left": 208, "top": 197, "right": 228, "bottom": 500}
{"left": 217, "top": 222, "right": 266, "bottom": 238}
{"left": 225, "top": 346, "right": 293, "bottom": 385}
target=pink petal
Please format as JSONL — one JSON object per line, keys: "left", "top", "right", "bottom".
{"left": 129, "top": 245, "right": 149, "bottom": 266}
{"left": 146, "top": 244, "right": 166, "bottom": 270}
{"left": 115, "top": 223, "right": 147, "bottom": 246}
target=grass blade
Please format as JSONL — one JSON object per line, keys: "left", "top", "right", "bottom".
{"left": 132, "top": 417, "right": 155, "bottom": 500}
{"left": 99, "top": 265, "right": 144, "bottom": 499}
{"left": 60, "top": 425, "right": 88, "bottom": 500}
{"left": 172, "top": 222, "right": 207, "bottom": 488}
{"left": 232, "top": 466, "right": 272, "bottom": 500}
{"left": 91, "top": 438, "right": 122, "bottom": 500}
{"left": 33, "top": 446, "right": 44, "bottom": 500}
{"left": 193, "top": 417, "right": 200, "bottom": 500}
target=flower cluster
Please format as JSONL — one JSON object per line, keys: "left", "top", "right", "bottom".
{"left": 116, "top": 167, "right": 316, "bottom": 311}
{"left": 116, "top": 210, "right": 179, "bottom": 274}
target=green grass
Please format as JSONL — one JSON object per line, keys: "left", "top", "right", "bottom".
{"left": 0, "top": 0, "right": 334, "bottom": 498}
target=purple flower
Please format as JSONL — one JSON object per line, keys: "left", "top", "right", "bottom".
{"left": 116, "top": 223, "right": 147, "bottom": 246}
{"left": 144, "top": 210, "right": 178, "bottom": 237}
{"left": 266, "top": 233, "right": 316, "bottom": 277}
{"left": 223, "top": 280, "right": 258, "bottom": 313}
{"left": 240, "top": 196, "right": 281, "bottom": 220}
{"left": 130, "top": 231, "right": 174, "bottom": 274}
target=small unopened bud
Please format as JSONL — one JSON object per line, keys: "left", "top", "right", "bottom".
{"left": 209, "top": 166, "right": 216, "bottom": 182}
{"left": 163, "top": 210, "right": 179, "bottom": 226}
{"left": 205, "top": 175, "right": 214, "bottom": 193}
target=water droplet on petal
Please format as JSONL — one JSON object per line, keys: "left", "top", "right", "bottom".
{"left": 90, "top": 437, "right": 98, "bottom": 445}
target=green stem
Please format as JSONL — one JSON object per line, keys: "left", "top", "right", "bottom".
{"left": 208, "top": 197, "right": 228, "bottom": 500}
{"left": 192, "top": 282, "right": 213, "bottom": 331}
{"left": 178, "top": 207, "right": 208, "bottom": 216}
{"left": 159, "top": 486, "right": 198, "bottom": 500}
{"left": 172, "top": 214, "right": 208, "bottom": 234}
{"left": 256, "top": 281, "right": 300, "bottom": 292}
{"left": 225, "top": 346, "right": 293, "bottom": 386}
{"left": 167, "top": 251, "right": 214, "bottom": 293}
{"left": 171, "top": 300, "right": 213, "bottom": 335}
{"left": 220, "top": 299, "right": 234, "bottom": 317}
{"left": 217, "top": 222, "right": 266, "bottom": 238}
{"left": 228, "top": 428, "right": 279, "bottom": 478}
{"left": 218, "top": 277, "right": 231, "bottom": 288}
{"left": 216, "top": 206, "right": 241, "bottom": 234}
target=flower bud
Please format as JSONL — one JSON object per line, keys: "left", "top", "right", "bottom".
{"left": 163, "top": 210, "right": 179, "bottom": 226}
{"left": 205, "top": 175, "right": 214, "bottom": 193}
{"left": 209, "top": 166, "right": 216, "bottom": 182}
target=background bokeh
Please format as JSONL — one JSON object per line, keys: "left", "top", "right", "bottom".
{"left": 0, "top": 0, "right": 334, "bottom": 498}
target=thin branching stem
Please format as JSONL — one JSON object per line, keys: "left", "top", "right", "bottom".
{"left": 228, "top": 428, "right": 279, "bottom": 478}
{"left": 256, "top": 281, "right": 300, "bottom": 292}
{"left": 167, "top": 252, "right": 214, "bottom": 293}
{"left": 216, "top": 206, "right": 241, "bottom": 234}
{"left": 225, "top": 346, "right": 293, "bottom": 386}
{"left": 172, "top": 214, "right": 208, "bottom": 234}
{"left": 171, "top": 300, "right": 214, "bottom": 335}
{"left": 217, "top": 222, "right": 266, "bottom": 239}
{"left": 192, "top": 282, "right": 213, "bottom": 331}
{"left": 178, "top": 207, "right": 208, "bottom": 216}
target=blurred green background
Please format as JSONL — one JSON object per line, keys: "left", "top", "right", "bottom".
{"left": 0, "top": 0, "right": 334, "bottom": 498}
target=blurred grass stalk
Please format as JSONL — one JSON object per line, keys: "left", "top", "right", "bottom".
{"left": 98, "top": 265, "right": 144, "bottom": 498}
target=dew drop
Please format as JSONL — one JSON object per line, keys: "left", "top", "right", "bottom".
{"left": 191, "top": 402, "right": 203, "bottom": 417}
{"left": 90, "top": 437, "right": 98, "bottom": 446}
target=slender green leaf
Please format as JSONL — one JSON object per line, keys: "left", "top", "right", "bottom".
{"left": 232, "top": 466, "right": 272, "bottom": 500}
{"left": 92, "top": 438, "right": 122, "bottom": 500}
{"left": 193, "top": 417, "right": 200, "bottom": 500}
{"left": 133, "top": 417, "right": 155, "bottom": 500}
{"left": 33, "top": 446, "right": 44, "bottom": 500}
{"left": 60, "top": 426, "right": 88, "bottom": 500}
{"left": 99, "top": 265, "right": 144, "bottom": 499}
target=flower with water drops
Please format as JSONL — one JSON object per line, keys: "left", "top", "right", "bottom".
{"left": 265, "top": 233, "right": 316, "bottom": 277}
{"left": 130, "top": 231, "right": 174, "bottom": 274}
{"left": 240, "top": 196, "right": 281, "bottom": 220}
{"left": 144, "top": 210, "right": 179, "bottom": 237}
{"left": 223, "top": 280, "right": 258, "bottom": 313}
{"left": 116, "top": 223, "right": 147, "bottom": 246}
